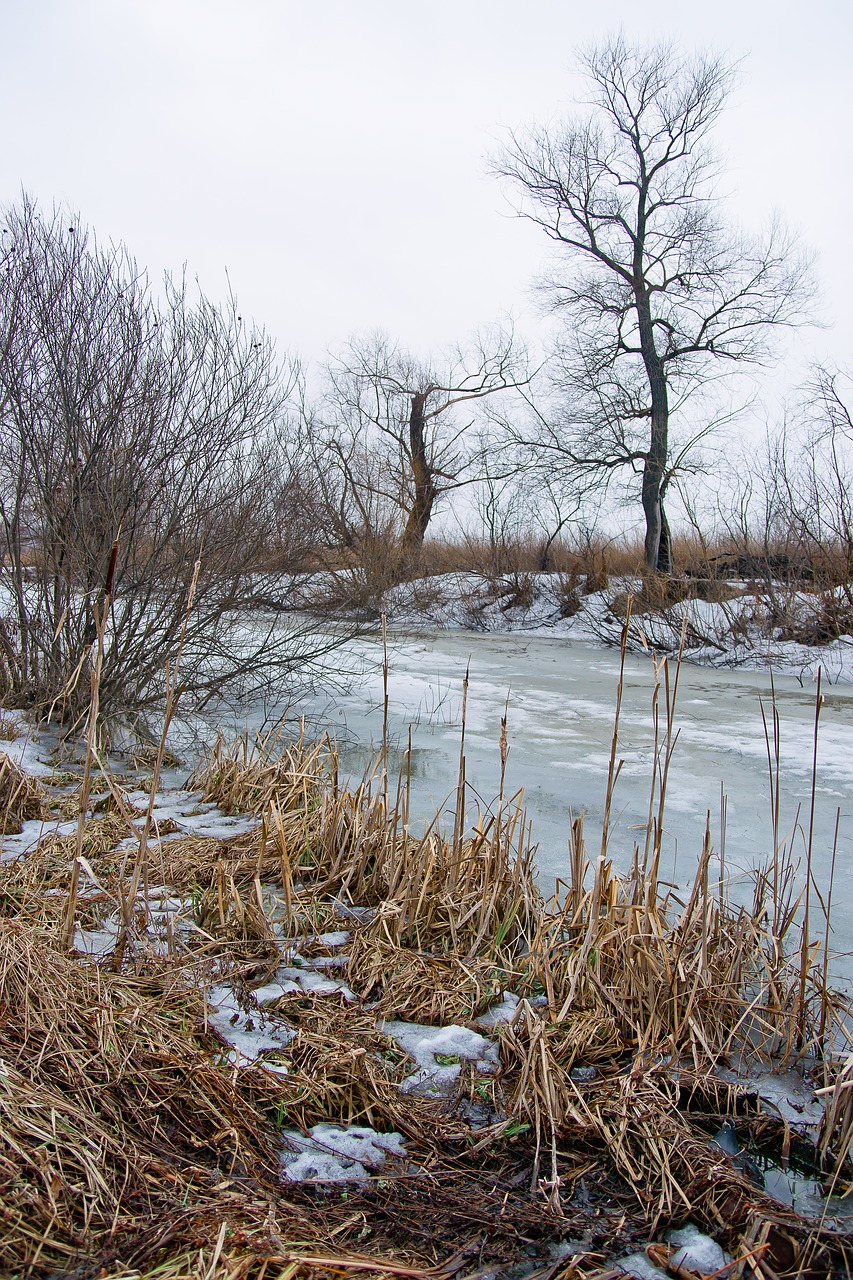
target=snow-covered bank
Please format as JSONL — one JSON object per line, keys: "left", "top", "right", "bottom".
{"left": 294, "top": 569, "right": 853, "bottom": 685}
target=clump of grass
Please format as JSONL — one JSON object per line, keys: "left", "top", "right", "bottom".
{"left": 347, "top": 934, "right": 504, "bottom": 1023}
{"left": 0, "top": 750, "right": 45, "bottom": 834}
{"left": 0, "top": 920, "right": 286, "bottom": 1276}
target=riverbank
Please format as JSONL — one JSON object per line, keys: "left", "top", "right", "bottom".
{"left": 3, "top": 706, "right": 853, "bottom": 1278}
{"left": 289, "top": 570, "right": 853, "bottom": 686}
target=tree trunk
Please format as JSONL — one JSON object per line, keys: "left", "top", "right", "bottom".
{"left": 658, "top": 502, "right": 672, "bottom": 575}
{"left": 399, "top": 391, "right": 437, "bottom": 558}
{"left": 635, "top": 284, "right": 670, "bottom": 574}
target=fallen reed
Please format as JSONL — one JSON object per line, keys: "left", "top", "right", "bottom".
{"left": 2, "top": 615, "right": 853, "bottom": 1278}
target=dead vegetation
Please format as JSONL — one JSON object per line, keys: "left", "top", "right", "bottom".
{"left": 0, "top": 751, "right": 44, "bottom": 836}
{"left": 2, "top": 646, "right": 853, "bottom": 1278}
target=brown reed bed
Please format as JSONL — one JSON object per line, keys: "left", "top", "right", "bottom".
{"left": 3, "top": 640, "right": 853, "bottom": 1277}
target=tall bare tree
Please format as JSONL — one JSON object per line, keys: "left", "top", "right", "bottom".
{"left": 495, "top": 35, "right": 813, "bottom": 573}
{"left": 311, "top": 328, "right": 527, "bottom": 569}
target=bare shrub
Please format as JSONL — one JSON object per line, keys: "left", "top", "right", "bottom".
{"left": 498, "top": 571, "right": 536, "bottom": 612}
{"left": 582, "top": 555, "right": 610, "bottom": 595}
{"left": 555, "top": 571, "right": 582, "bottom": 618}
{"left": 0, "top": 199, "right": 330, "bottom": 740}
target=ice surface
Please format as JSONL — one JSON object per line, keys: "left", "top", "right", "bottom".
{"left": 715, "top": 1063, "right": 825, "bottom": 1132}
{"left": 282, "top": 616, "right": 853, "bottom": 989}
{"left": 382, "top": 1020, "right": 500, "bottom": 1096}
{"left": 281, "top": 1123, "right": 406, "bottom": 1183}
{"left": 667, "top": 1225, "right": 729, "bottom": 1274}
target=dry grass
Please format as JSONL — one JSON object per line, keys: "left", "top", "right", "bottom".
{"left": 0, "top": 920, "right": 284, "bottom": 1276}
{"left": 0, "top": 750, "right": 44, "bottom": 835}
{"left": 4, "top": 657, "right": 853, "bottom": 1277}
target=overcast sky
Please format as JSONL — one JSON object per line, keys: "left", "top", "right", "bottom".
{"left": 1, "top": 0, "right": 850, "bottom": 394}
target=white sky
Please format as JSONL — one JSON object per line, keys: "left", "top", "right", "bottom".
{"left": 1, "top": 0, "right": 851, "bottom": 391}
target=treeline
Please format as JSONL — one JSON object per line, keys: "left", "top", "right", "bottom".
{"left": 1, "top": 36, "right": 851, "bottom": 735}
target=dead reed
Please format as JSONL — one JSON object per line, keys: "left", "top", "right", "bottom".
{"left": 0, "top": 750, "right": 44, "bottom": 835}
{"left": 3, "top": 622, "right": 853, "bottom": 1277}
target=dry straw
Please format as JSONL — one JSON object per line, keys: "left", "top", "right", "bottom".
{"left": 3, "top": 611, "right": 853, "bottom": 1277}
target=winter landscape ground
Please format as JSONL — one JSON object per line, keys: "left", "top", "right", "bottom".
{"left": 4, "top": 591, "right": 853, "bottom": 1279}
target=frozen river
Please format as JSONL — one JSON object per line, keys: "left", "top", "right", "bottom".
{"left": 236, "top": 625, "right": 853, "bottom": 976}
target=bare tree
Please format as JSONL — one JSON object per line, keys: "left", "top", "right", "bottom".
{"left": 311, "top": 328, "right": 528, "bottom": 572}
{"left": 467, "top": 463, "right": 580, "bottom": 575}
{"left": 494, "top": 34, "right": 813, "bottom": 573}
{"left": 0, "top": 198, "right": 332, "bottom": 740}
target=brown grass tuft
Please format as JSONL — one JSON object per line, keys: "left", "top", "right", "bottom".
{"left": 0, "top": 750, "right": 44, "bottom": 835}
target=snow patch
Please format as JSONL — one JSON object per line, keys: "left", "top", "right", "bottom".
{"left": 475, "top": 992, "right": 520, "bottom": 1028}
{"left": 382, "top": 1019, "right": 500, "bottom": 1096}
{"left": 207, "top": 984, "right": 295, "bottom": 1063}
{"left": 280, "top": 1123, "right": 406, "bottom": 1184}
{"left": 667, "top": 1225, "right": 730, "bottom": 1274}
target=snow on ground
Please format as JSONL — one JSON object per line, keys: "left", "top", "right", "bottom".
{"left": 2, "top": 815, "right": 77, "bottom": 861}
{"left": 280, "top": 1123, "right": 407, "bottom": 1183}
{"left": 123, "top": 789, "right": 259, "bottom": 840}
{"left": 475, "top": 992, "right": 521, "bottom": 1028}
{"left": 74, "top": 917, "right": 121, "bottom": 958}
{"left": 344, "top": 571, "right": 853, "bottom": 685}
{"left": 207, "top": 984, "right": 295, "bottom": 1066}
{"left": 1, "top": 713, "right": 78, "bottom": 861}
{"left": 254, "top": 959, "right": 356, "bottom": 1002}
{"left": 0, "top": 711, "right": 62, "bottom": 777}
{"left": 666, "top": 1226, "right": 730, "bottom": 1274}
{"left": 73, "top": 888, "right": 196, "bottom": 959}
{"left": 316, "top": 930, "right": 351, "bottom": 947}
{"left": 381, "top": 1019, "right": 500, "bottom": 1096}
